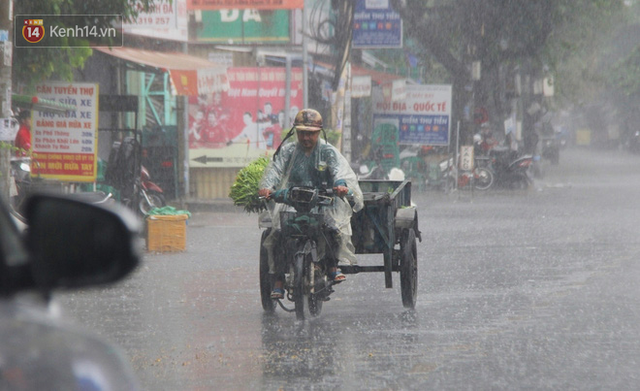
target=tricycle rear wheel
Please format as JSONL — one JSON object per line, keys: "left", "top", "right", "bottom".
{"left": 400, "top": 228, "right": 418, "bottom": 309}
{"left": 260, "top": 229, "right": 276, "bottom": 312}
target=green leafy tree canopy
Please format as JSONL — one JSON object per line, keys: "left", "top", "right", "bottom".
{"left": 13, "top": 0, "right": 156, "bottom": 92}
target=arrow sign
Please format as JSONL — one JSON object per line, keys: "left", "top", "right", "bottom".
{"left": 193, "top": 155, "right": 223, "bottom": 165}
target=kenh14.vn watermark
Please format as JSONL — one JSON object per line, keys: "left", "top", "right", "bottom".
{"left": 15, "top": 15, "right": 123, "bottom": 48}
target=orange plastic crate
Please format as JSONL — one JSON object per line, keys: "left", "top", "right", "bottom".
{"left": 146, "top": 214, "right": 188, "bottom": 252}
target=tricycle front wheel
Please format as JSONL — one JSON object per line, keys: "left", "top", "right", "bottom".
{"left": 400, "top": 228, "right": 418, "bottom": 309}
{"left": 308, "top": 291, "right": 323, "bottom": 317}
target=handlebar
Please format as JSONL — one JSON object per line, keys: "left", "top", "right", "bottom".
{"left": 261, "top": 184, "right": 356, "bottom": 210}
{"left": 259, "top": 186, "right": 341, "bottom": 211}
{"left": 273, "top": 186, "right": 333, "bottom": 206}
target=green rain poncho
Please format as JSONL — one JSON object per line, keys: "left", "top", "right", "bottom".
{"left": 260, "top": 139, "right": 364, "bottom": 268}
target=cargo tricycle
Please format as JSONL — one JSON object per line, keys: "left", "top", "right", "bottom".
{"left": 345, "top": 179, "right": 421, "bottom": 309}
{"left": 259, "top": 179, "right": 420, "bottom": 319}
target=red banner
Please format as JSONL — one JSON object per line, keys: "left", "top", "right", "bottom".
{"left": 187, "top": 0, "right": 303, "bottom": 10}
{"left": 170, "top": 70, "right": 199, "bottom": 96}
{"left": 188, "top": 67, "right": 303, "bottom": 153}
{"left": 32, "top": 152, "right": 95, "bottom": 177}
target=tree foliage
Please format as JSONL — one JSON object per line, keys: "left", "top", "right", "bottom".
{"left": 12, "top": 0, "right": 155, "bottom": 92}
{"left": 389, "top": 0, "right": 627, "bottom": 130}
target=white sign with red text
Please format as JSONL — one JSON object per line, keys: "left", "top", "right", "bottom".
{"left": 351, "top": 75, "right": 371, "bottom": 98}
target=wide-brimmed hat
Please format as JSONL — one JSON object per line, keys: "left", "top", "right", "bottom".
{"left": 293, "top": 109, "right": 323, "bottom": 131}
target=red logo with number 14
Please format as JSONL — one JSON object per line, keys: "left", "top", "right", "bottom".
{"left": 22, "top": 19, "right": 45, "bottom": 44}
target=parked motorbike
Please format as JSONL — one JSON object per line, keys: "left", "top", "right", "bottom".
{"left": 541, "top": 136, "right": 560, "bottom": 165}
{"left": 355, "top": 146, "right": 405, "bottom": 181}
{"left": 138, "top": 165, "right": 166, "bottom": 215}
{"left": 487, "top": 147, "right": 534, "bottom": 189}
{"left": 259, "top": 186, "right": 344, "bottom": 320}
{"left": 416, "top": 154, "right": 456, "bottom": 191}
{"left": 9, "top": 156, "right": 34, "bottom": 216}
{"left": 540, "top": 122, "right": 560, "bottom": 165}
{"left": 450, "top": 162, "right": 494, "bottom": 191}
{"left": 10, "top": 157, "right": 114, "bottom": 223}
{"left": 439, "top": 140, "right": 493, "bottom": 191}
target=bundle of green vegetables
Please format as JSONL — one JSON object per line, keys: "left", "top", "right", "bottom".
{"left": 229, "top": 156, "right": 270, "bottom": 213}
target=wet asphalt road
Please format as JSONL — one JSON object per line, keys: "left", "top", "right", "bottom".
{"left": 59, "top": 147, "right": 640, "bottom": 390}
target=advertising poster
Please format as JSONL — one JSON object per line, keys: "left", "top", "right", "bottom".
{"left": 188, "top": 67, "right": 303, "bottom": 168}
{"left": 31, "top": 82, "right": 99, "bottom": 182}
{"left": 352, "top": 0, "right": 402, "bottom": 49}
{"left": 372, "top": 84, "right": 452, "bottom": 146}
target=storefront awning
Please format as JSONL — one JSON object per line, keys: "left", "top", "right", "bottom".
{"left": 314, "top": 61, "right": 404, "bottom": 86}
{"left": 351, "top": 64, "right": 405, "bottom": 86}
{"left": 95, "top": 47, "right": 229, "bottom": 96}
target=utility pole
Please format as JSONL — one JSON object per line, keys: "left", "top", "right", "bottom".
{"left": 302, "top": 0, "right": 308, "bottom": 108}
{"left": 0, "top": 0, "right": 12, "bottom": 202}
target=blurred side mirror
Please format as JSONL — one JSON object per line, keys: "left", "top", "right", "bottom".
{"left": 24, "top": 194, "right": 141, "bottom": 291}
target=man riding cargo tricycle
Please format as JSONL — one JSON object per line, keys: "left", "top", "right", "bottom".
{"left": 257, "top": 109, "right": 420, "bottom": 320}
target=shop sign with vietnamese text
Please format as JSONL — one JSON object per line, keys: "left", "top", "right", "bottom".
{"left": 31, "top": 82, "right": 99, "bottom": 182}
{"left": 123, "top": 0, "right": 188, "bottom": 42}
{"left": 187, "top": 0, "right": 303, "bottom": 10}
{"left": 352, "top": 0, "right": 402, "bottom": 49}
{"left": 373, "top": 84, "right": 452, "bottom": 146}
{"left": 195, "top": 9, "right": 289, "bottom": 44}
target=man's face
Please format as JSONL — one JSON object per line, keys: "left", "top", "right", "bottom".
{"left": 297, "top": 129, "right": 320, "bottom": 151}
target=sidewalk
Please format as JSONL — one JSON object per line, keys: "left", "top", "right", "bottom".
{"left": 171, "top": 197, "right": 244, "bottom": 213}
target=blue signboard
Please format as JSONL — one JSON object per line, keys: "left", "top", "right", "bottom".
{"left": 352, "top": 0, "right": 402, "bottom": 49}
{"left": 399, "top": 114, "right": 450, "bottom": 144}
{"left": 372, "top": 115, "right": 450, "bottom": 145}
{"left": 372, "top": 85, "right": 453, "bottom": 146}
